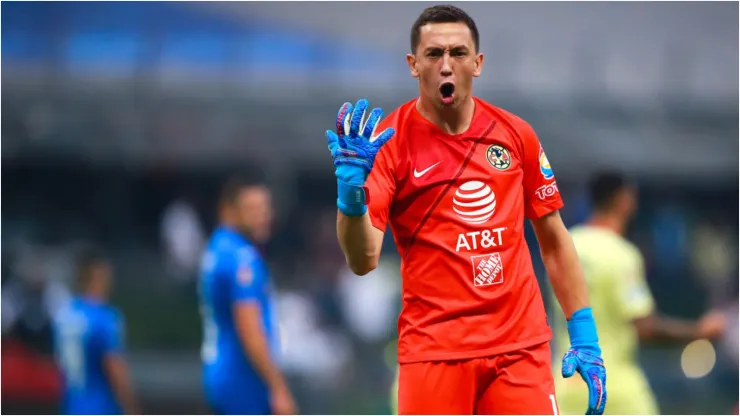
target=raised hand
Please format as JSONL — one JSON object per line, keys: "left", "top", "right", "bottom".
{"left": 326, "top": 99, "right": 395, "bottom": 216}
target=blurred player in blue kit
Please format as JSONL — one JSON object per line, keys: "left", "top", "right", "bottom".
{"left": 53, "top": 248, "right": 140, "bottom": 415}
{"left": 199, "top": 175, "right": 297, "bottom": 415}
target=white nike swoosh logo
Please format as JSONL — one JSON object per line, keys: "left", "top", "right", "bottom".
{"left": 414, "top": 162, "right": 440, "bottom": 178}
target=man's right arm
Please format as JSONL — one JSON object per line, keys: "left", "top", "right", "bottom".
{"left": 633, "top": 311, "right": 725, "bottom": 342}
{"left": 619, "top": 250, "right": 725, "bottom": 342}
{"left": 337, "top": 213, "right": 385, "bottom": 276}
{"left": 327, "top": 99, "right": 396, "bottom": 276}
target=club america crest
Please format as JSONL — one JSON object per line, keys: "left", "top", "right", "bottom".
{"left": 486, "top": 145, "right": 511, "bottom": 171}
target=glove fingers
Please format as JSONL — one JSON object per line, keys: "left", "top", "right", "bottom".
{"left": 362, "top": 108, "right": 383, "bottom": 139}
{"left": 326, "top": 130, "right": 340, "bottom": 154}
{"left": 336, "top": 102, "right": 353, "bottom": 137}
{"left": 561, "top": 353, "right": 577, "bottom": 378}
{"left": 372, "top": 128, "right": 395, "bottom": 149}
{"left": 586, "top": 371, "right": 606, "bottom": 415}
{"left": 338, "top": 135, "right": 349, "bottom": 148}
{"left": 350, "top": 99, "right": 369, "bottom": 137}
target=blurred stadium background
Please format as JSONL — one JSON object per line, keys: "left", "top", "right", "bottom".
{"left": 1, "top": 1, "right": 738, "bottom": 414}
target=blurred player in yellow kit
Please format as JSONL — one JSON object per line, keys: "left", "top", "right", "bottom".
{"left": 553, "top": 172, "right": 726, "bottom": 415}
{"left": 390, "top": 367, "right": 399, "bottom": 415}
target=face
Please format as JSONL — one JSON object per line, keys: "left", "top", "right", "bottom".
{"left": 232, "top": 186, "right": 274, "bottom": 243}
{"left": 615, "top": 185, "right": 638, "bottom": 220}
{"left": 407, "top": 22, "right": 484, "bottom": 109}
{"left": 89, "top": 261, "right": 113, "bottom": 298}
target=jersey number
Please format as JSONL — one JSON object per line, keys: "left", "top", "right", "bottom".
{"left": 549, "top": 394, "right": 559, "bottom": 415}
{"left": 200, "top": 303, "right": 218, "bottom": 363}
{"left": 58, "top": 324, "right": 86, "bottom": 389}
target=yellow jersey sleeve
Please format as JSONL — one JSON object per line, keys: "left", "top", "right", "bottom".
{"left": 615, "top": 248, "right": 655, "bottom": 321}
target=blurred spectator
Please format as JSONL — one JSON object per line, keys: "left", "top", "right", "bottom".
{"left": 160, "top": 195, "right": 205, "bottom": 283}
{"left": 720, "top": 299, "right": 739, "bottom": 366}
{"left": 277, "top": 292, "right": 352, "bottom": 386}
{"left": 2, "top": 246, "right": 66, "bottom": 413}
{"left": 691, "top": 221, "right": 737, "bottom": 305}
{"left": 337, "top": 258, "right": 401, "bottom": 344}
{"left": 2, "top": 246, "right": 71, "bottom": 350}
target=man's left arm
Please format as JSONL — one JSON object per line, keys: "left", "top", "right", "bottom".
{"left": 101, "top": 312, "right": 141, "bottom": 415}
{"left": 530, "top": 211, "right": 589, "bottom": 319}
{"left": 229, "top": 250, "right": 296, "bottom": 415}
{"left": 520, "top": 121, "right": 606, "bottom": 415}
{"left": 516, "top": 119, "right": 589, "bottom": 318}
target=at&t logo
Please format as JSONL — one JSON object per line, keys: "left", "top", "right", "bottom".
{"left": 453, "top": 181, "right": 497, "bottom": 224}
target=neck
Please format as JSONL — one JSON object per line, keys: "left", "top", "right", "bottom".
{"left": 587, "top": 212, "right": 627, "bottom": 236}
{"left": 220, "top": 222, "right": 254, "bottom": 243}
{"left": 416, "top": 95, "right": 476, "bottom": 135}
{"left": 81, "top": 289, "right": 105, "bottom": 303}
{"left": 220, "top": 217, "right": 239, "bottom": 233}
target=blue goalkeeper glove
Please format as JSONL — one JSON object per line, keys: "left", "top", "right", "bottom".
{"left": 326, "top": 99, "right": 395, "bottom": 216}
{"left": 562, "top": 307, "right": 607, "bottom": 415}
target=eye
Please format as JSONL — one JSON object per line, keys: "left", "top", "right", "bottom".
{"left": 426, "top": 49, "right": 443, "bottom": 58}
{"left": 451, "top": 49, "right": 468, "bottom": 57}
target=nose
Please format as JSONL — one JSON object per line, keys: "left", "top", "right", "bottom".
{"left": 440, "top": 53, "right": 453, "bottom": 77}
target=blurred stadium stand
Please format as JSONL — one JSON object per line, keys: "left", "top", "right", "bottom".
{"left": 2, "top": 2, "right": 737, "bottom": 414}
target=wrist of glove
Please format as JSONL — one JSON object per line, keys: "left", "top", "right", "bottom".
{"left": 336, "top": 180, "right": 368, "bottom": 216}
{"left": 562, "top": 307, "right": 607, "bottom": 415}
{"left": 327, "top": 99, "right": 395, "bottom": 217}
{"left": 566, "top": 307, "right": 602, "bottom": 354}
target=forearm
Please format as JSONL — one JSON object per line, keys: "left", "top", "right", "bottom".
{"left": 541, "top": 233, "right": 590, "bottom": 319}
{"left": 240, "top": 325, "right": 288, "bottom": 391}
{"left": 337, "top": 211, "right": 382, "bottom": 275}
{"left": 113, "top": 375, "right": 140, "bottom": 415}
{"left": 104, "top": 356, "right": 141, "bottom": 415}
{"left": 636, "top": 314, "right": 701, "bottom": 342}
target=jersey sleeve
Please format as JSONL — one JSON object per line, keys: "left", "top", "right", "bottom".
{"left": 365, "top": 119, "right": 397, "bottom": 232}
{"left": 227, "top": 247, "right": 261, "bottom": 304}
{"left": 100, "top": 309, "right": 125, "bottom": 355}
{"left": 519, "top": 121, "right": 565, "bottom": 219}
{"left": 616, "top": 250, "right": 655, "bottom": 321}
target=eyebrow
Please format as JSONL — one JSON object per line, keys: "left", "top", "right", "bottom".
{"left": 424, "top": 45, "right": 470, "bottom": 53}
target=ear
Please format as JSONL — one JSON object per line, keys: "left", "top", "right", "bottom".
{"left": 473, "top": 53, "right": 484, "bottom": 78}
{"left": 406, "top": 54, "right": 420, "bottom": 78}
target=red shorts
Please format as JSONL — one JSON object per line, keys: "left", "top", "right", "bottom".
{"left": 397, "top": 341, "right": 558, "bottom": 415}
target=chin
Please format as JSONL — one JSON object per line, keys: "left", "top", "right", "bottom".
{"left": 438, "top": 98, "right": 459, "bottom": 108}
{"left": 252, "top": 231, "right": 271, "bottom": 244}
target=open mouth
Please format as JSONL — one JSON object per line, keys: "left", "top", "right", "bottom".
{"left": 439, "top": 82, "right": 455, "bottom": 104}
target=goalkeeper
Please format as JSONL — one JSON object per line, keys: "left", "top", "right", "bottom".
{"left": 327, "top": 6, "right": 608, "bottom": 414}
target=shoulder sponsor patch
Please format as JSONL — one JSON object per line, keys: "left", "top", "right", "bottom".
{"left": 237, "top": 266, "right": 254, "bottom": 286}
{"left": 535, "top": 182, "right": 559, "bottom": 200}
{"left": 539, "top": 148, "right": 554, "bottom": 180}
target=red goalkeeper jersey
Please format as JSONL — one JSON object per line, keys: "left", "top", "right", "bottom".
{"left": 366, "top": 97, "right": 564, "bottom": 363}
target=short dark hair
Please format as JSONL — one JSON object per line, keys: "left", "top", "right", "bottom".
{"left": 410, "top": 5, "right": 480, "bottom": 54}
{"left": 588, "top": 172, "right": 631, "bottom": 211}
{"left": 75, "top": 246, "right": 108, "bottom": 290}
{"left": 219, "top": 173, "right": 266, "bottom": 206}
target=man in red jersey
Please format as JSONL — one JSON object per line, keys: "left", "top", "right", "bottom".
{"left": 326, "top": 5, "right": 607, "bottom": 415}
